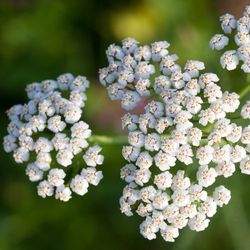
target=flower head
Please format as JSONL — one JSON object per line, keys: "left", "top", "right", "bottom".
{"left": 3, "top": 74, "right": 104, "bottom": 201}
{"left": 209, "top": 5, "right": 250, "bottom": 72}
{"left": 114, "top": 37, "right": 250, "bottom": 242}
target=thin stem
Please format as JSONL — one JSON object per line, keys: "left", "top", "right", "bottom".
{"left": 89, "top": 135, "right": 128, "bottom": 145}
{"left": 230, "top": 116, "right": 241, "bottom": 120}
{"left": 90, "top": 134, "right": 172, "bottom": 144}
{"left": 239, "top": 84, "right": 250, "bottom": 100}
{"left": 90, "top": 131, "right": 211, "bottom": 145}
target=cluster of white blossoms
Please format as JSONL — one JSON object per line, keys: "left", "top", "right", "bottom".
{"left": 114, "top": 38, "right": 250, "bottom": 242}
{"left": 99, "top": 37, "right": 183, "bottom": 110}
{"left": 2, "top": 2, "right": 250, "bottom": 242}
{"left": 3, "top": 74, "right": 104, "bottom": 202}
{"left": 209, "top": 5, "right": 250, "bottom": 72}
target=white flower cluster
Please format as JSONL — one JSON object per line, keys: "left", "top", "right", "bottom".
{"left": 99, "top": 37, "right": 193, "bottom": 110}
{"left": 3, "top": 73, "right": 104, "bottom": 202}
{"left": 115, "top": 38, "right": 250, "bottom": 242}
{"left": 209, "top": 5, "right": 250, "bottom": 72}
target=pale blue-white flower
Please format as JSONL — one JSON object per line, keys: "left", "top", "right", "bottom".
{"left": 210, "top": 5, "right": 250, "bottom": 72}
{"left": 209, "top": 34, "right": 229, "bottom": 50}
{"left": 220, "top": 50, "right": 239, "bottom": 70}
{"left": 3, "top": 74, "right": 104, "bottom": 201}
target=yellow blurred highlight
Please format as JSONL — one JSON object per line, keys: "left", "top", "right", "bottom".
{"left": 110, "top": 5, "right": 161, "bottom": 42}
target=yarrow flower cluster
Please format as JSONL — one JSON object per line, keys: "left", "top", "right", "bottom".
{"left": 106, "top": 37, "right": 250, "bottom": 242}
{"left": 209, "top": 5, "right": 250, "bottom": 72}
{"left": 2, "top": 3, "right": 250, "bottom": 244}
{"left": 99, "top": 37, "right": 189, "bottom": 110}
{"left": 3, "top": 74, "right": 104, "bottom": 202}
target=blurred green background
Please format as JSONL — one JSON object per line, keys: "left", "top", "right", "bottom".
{"left": 1, "top": 0, "right": 250, "bottom": 249}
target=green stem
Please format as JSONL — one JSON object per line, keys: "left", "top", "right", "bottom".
{"left": 239, "top": 84, "right": 250, "bottom": 100}
{"left": 230, "top": 116, "right": 241, "bottom": 120}
{"left": 90, "top": 131, "right": 212, "bottom": 145}
{"left": 89, "top": 135, "right": 128, "bottom": 145}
